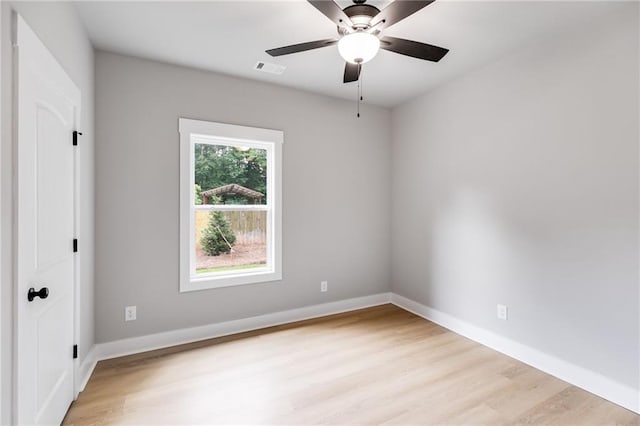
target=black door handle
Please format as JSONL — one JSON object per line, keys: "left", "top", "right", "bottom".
{"left": 27, "top": 287, "right": 49, "bottom": 302}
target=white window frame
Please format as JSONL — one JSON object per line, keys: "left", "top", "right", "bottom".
{"left": 179, "top": 118, "right": 283, "bottom": 292}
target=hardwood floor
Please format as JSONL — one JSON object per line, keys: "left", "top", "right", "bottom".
{"left": 63, "top": 305, "right": 639, "bottom": 425}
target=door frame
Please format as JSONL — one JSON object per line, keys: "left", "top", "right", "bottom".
{"left": 71, "top": 73, "right": 82, "bottom": 399}
{"left": 11, "top": 11, "right": 82, "bottom": 423}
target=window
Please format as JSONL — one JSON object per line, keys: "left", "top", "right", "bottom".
{"left": 179, "top": 118, "right": 283, "bottom": 292}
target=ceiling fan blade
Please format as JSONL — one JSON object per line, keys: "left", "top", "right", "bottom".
{"left": 380, "top": 36, "right": 449, "bottom": 62}
{"left": 308, "top": 1, "right": 353, "bottom": 30}
{"left": 370, "top": 0, "right": 434, "bottom": 30}
{"left": 266, "top": 39, "right": 337, "bottom": 57}
{"left": 343, "top": 62, "right": 361, "bottom": 83}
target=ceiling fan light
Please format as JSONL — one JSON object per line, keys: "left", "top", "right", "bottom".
{"left": 338, "top": 32, "right": 380, "bottom": 64}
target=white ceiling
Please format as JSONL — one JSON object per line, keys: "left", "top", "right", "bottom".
{"left": 75, "top": 1, "right": 624, "bottom": 107}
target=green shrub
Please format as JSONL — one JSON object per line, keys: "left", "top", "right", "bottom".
{"left": 200, "top": 211, "right": 236, "bottom": 256}
{"left": 194, "top": 184, "right": 202, "bottom": 205}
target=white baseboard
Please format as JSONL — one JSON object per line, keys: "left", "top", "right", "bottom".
{"left": 77, "top": 346, "right": 98, "bottom": 393}
{"left": 390, "top": 293, "right": 640, "bottom": 414}
{"left": 84, "top": 292, "right": 391, "bottom": 372}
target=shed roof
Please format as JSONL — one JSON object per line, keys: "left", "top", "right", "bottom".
{"left": 201, "top": 183, "right": 264, "bottom": 200}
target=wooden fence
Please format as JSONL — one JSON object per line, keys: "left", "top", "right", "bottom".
{"left": 195, "top": 210, "right": 266, "bottom": 249}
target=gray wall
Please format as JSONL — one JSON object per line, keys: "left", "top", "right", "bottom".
{"left": 0, "top": 6, "right": 7, "bottom": 424}
{"left": 94, "top": 52, "right": 391, "bottom": 343}
{"left": 0, "top": 3, "right": 95, "bottom": 423}
{"left": 391, "top": 5, "right": 639, "bottom": 389}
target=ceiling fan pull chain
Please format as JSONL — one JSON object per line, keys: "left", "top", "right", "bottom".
{"left": 357, "top": 79, "right": 360, "bottom": 118}
{"left": 360, "top": 65, "right": 364, "bottom": 102}
{"left": 357, "top": 63, "right": 362, "bottom": 118}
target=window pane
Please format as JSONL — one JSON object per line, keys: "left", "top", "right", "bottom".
{"left": 194, "top": 210, "right": 267, "bottom": 274}
{"left": 194, "top": 143, "right": 267, "bottom": 206}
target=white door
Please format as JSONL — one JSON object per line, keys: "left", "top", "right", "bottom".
{"left": 15, "top": 15, "right": 80, "bottom": 425}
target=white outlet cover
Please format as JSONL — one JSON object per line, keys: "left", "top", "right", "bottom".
{"left": 497, "top": 304, "right": 508, "bottom": 320}
{"left": 320, "top": 281, "right": 328, "bottom": 292}
{"left": 125, "top": 305, "right": 137, "bottom": 321}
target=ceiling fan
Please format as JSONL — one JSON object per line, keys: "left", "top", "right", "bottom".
{"left": 266, "top": 0, "right": 449, "bottom": 84}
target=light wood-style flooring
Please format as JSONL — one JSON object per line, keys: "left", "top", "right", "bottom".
{"left": 63, "top": 304, "right": 639, "bottom": 425}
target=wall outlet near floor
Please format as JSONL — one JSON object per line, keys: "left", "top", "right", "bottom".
{"left": 320, "top": 281, "right": 328, "bottom": 292}
{"left": 125, "top": 305, "right": 137, "bottom": 322}
{"left": 497, "top": 304, "right": 508, "bottom": 320}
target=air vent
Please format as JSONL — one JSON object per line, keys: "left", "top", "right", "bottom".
{"left": 254, "top": 61, "right": 286, "bottom": 75}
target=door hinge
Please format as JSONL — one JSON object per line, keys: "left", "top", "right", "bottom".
{"left": 73, "top": 345, "right": 78, "bottom": 359}
{"left": 73, "top": 130, "right": 82, "bottom": 146}
{"left": 73, "top": 238, "right": 78, "bottom": 253}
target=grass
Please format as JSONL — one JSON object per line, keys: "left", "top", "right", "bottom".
{"left": 196, "top": 263, "right": 266, "bottom": 274}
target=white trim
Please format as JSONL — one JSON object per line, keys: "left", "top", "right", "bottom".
{"left": 77, "top": 346, "right": 97, "bottom": 393}
{"left": 71, "top": 64, "right": 82, "bottom": 402}
{"left": 91, "top": 293, "right": 391, "bottom": 362}
{"left": 0, "top": 6, "right": 4, "bottom": 425}
{"left": 195, "top": 204, "right": 268, "bottom": 212}
{"left": 390, "top": 293, "right": 640, "bottom": 414}
{"left": 179, "top": 118, "right": 283, "bottom": 145}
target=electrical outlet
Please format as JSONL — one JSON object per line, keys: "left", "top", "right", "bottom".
{"left": 125, "top": 305, "right": 137, "bottom": 322}
{"left": 320, "top": 281, "right": 328, "bottom": 292}
{"left": 497, "top": 304, "right": 508, "bottom": 320}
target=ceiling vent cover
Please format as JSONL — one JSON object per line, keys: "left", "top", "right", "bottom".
{"left": 254, "top": 61, "right": 286, "bottom": 75}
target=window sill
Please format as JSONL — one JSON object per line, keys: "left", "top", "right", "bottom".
{"left": 180, "top": 269, "right": 283, "bottom": 292}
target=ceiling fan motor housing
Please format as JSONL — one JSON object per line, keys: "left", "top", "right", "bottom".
{"left": 342, "top": 4, "right": 380, "bottom": 31}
